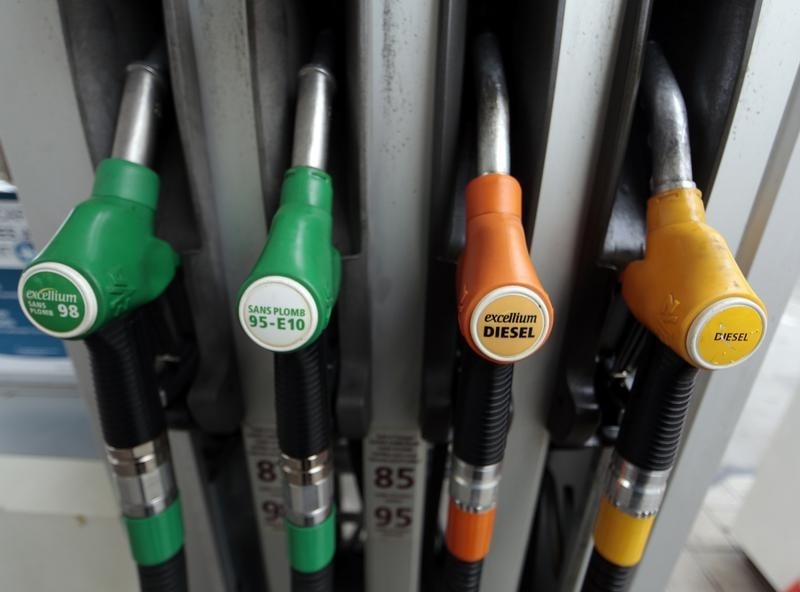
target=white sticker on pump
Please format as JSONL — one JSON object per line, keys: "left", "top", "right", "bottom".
{"left": 238, "top": 276, "right": 319, "bottom": 352}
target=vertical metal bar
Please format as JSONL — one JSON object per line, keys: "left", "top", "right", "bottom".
{"left": 352, "top": 1, "right": 438, "bottom": 590}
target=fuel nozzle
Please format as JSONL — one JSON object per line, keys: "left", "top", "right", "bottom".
{"left": 621, "top": 43, "right": 767, "bottom": 370}
{"left": 444, "top": 35, "right": 553, "bottom": 591}
{"left": 582, "top": 45, "right": 769, "bottom": 590}
{"left": 456, "top": 34, "right": 553, "bottom": 364}
{"left": 18, "top": 51, "right": 178, "bottom": 339}
{"left": 237, "top": 45, "right": 340, "bottom": 353}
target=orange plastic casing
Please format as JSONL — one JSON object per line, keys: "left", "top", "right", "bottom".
{"left": 622, "top": 188, "right": 766, "bottom": 368}
{"left": 456, "top": 173, "right": 554, "bottom": 363}
{"left": 445, "top": 500, "right": 496, "bottom": 562}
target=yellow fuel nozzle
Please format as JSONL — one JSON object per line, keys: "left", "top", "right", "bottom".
{"left": 622, "top": 44, "right": 766, "bottom": 370}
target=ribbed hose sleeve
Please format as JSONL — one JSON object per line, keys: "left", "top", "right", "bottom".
{"left": 84, "top": 311, "right": 165, "bottom": 449}
{"left": 275, "top": 341, "right": 331, "bottom": 459}
{"left": 616, "top": 341, "right": 698, "bottom": 471}
{"left": 444, "top": 551, "right": 483, "bottom": 592}
{"left": 581, "top": 549, "right": 633, "bottom": 592}
{"left": 452, "top": 347, "right": 513, "bottom": 466}
{"left": 137, "top": 548, "right": 188, "bottom": 592}
{"left": 291, "top": 564, "right": 334, "bottom": 592}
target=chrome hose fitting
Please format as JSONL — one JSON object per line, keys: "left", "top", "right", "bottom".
{"left": 106, "top": 433, "right": 177, "bottom": 518}
{"left": 449, "top": 457, "right": 502, "bottom": 513}
{"left": 280, "top": 449, "right": 335, "bottom": 526}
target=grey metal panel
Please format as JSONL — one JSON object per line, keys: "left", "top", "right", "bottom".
{"left": 480, "top": 1, "right": 627, "bottom": 589}
{"left": 351, "top": 1, "right": 439, "bottom": 590}
{"left": 169, "top": 431, "right": 230, "bottom": 592}
{"left": 162, "top": 0, "right": 287, "bottom": 589}
{"left": 630, "top": 2, "right": 800, "bottom": 587}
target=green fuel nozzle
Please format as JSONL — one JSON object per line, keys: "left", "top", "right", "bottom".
{"left": 18, "top": 62, "right": 178, "bottom": 339}
{"left": 238, "top": 61, "right": 340, "bottom": 352}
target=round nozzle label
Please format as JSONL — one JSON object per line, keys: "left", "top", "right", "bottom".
{"left": 687, "top": 297, "right": 767, "bottom": 369}
{"left": 239, "top": 276, "right": 319, "bottom": 352}
{"left": 470, "top": 286, "right": 550, "bottom": 363}
{"left": 18, "top": 263, "right": 97, "bottom": 338}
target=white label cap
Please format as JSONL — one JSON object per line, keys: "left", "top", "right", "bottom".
{"left": 238, "top": 276, "right": 319, "bottom": 352}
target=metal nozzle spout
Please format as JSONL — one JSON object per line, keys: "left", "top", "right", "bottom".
{"left": 111, "top": 60, "right": 166, "bottom": 168}
{"left": 641, "top": 43, "right": 695, "bottom": 194}
{"left": 291, "top": 37, "right": 336, "bottom": 171}
{"left": 474, "top": 33, "right": 510, "bottom": 176}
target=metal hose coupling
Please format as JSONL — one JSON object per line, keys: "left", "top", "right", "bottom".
{"left": 603, "top": 453, "right": 670, "bottom": 518}
{"left": 280, "top": 449, "right": 335, "bottom": 527}
{"left": 449, "top": 458, "right": 502, "bottom": 513}
{"left": 106, "top": 433, "right": 178, "bottom": 518}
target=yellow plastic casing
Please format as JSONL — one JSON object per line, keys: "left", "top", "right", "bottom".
{"left": 622, "top": 188, "right": 767, "bottom": 369}
{"left": 593, "top": 497, "right": 655, "bottom": 567}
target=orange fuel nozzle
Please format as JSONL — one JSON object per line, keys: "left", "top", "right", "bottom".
{"left": 456, "top": 173, "right": 553, "bottom": 363}
{"left": 456, "top": 34, "right": 553, "bottom": 363}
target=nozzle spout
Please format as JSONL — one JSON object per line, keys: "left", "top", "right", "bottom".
{"left": 111, "top": 58, "right": 166, "bottom": 168}
{"left": 641, "top": 43, "right": 695, "bottom": 194}
{"left": 291, "top": 38, "right": 336, "bottom": 171}
{"left": 474, "top": 34, "right": 510, "bottom": 176}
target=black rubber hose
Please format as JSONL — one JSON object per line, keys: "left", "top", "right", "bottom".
{"left": 616, "top": 340, "right": 698, "bottom": 471}
{"left": 581, "top": 549, "right": 632, "bottom": 592}
{"left": 291, "top": 564, "right": 335, "bottom": 592}
{"left": 275, "top": 341, "right": 331, "bottom": 460}
{"left": 85, "top": 311, "right": 165, "bottom": 449}
{"left": 137, "top": 548, "right": 188, "bottom": 592}
{"left": 444, "top": 551, "right": 483, "bottom": 592}
{"left": 452, "top": 347, "right": 513, "bottom": 467}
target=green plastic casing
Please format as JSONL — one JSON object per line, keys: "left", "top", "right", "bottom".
{"left": 124, "top": 498, "right": 185, "bottom": 566}
{"left": 18, "top": 158, "right": 179, "bottom": 338}
{"left": 237, "top": 166, "right": 341, "bottom": 350}
{"left": 286, "top": 508, "right": 337, "bottom": 573}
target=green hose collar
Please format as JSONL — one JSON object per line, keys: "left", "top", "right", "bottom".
{"left": 124, "top": 498, "right": 185, "bottom": 566}
{"left": 286, "top": 508, "right": 336, "bottom": 573}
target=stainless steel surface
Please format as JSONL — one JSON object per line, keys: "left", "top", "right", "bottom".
{"left": 474, "top": 33, "right": 510, "bottom": 176}
{"left": 641, "top": 43, "right": 696, "bottom": 195}
{"left": 111, "top": 64, "right": 165, "bottom": 167}
{"left": 291, "top": 65, "right": 335, "bottom": 170}
{"left": 449, "top": 458, "right": 502, "bottom": 513}
{"left": 603, "top": 453, "right": 670, "bottom": 517}
{"left": 280, "top": 450, "right": 334, "bottom": 526}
